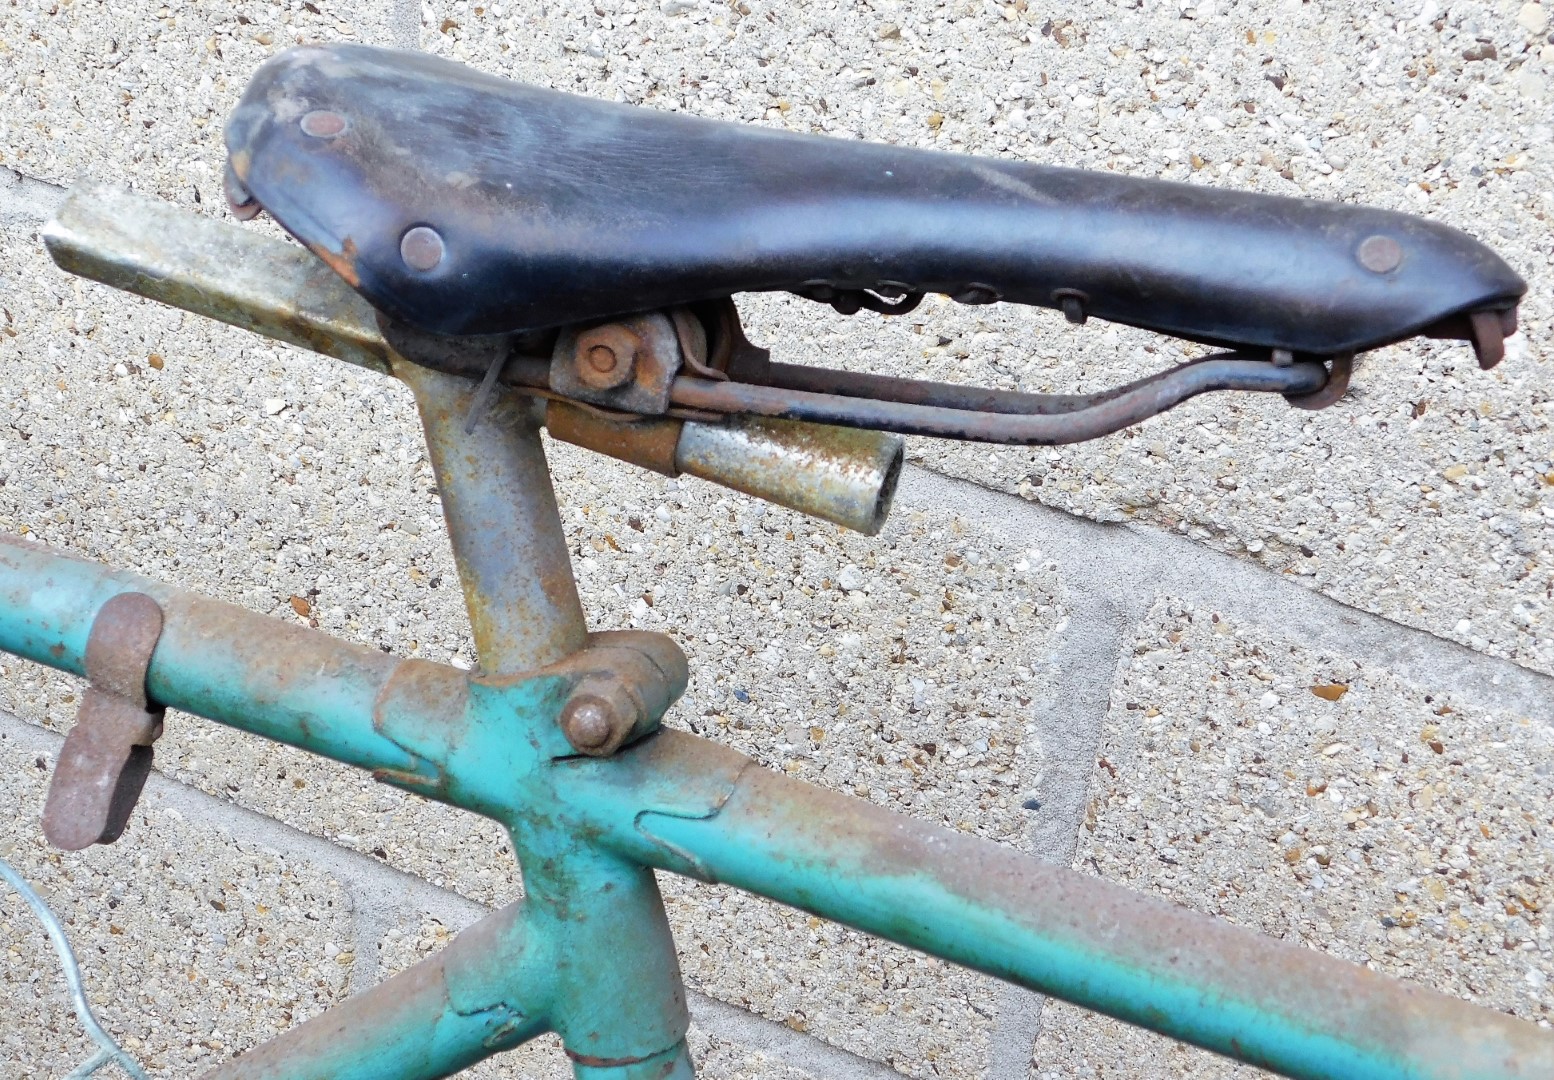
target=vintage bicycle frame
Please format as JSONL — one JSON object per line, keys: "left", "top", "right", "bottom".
{"left": 2, "top": 185, "right": 1550, "bottom": 1080}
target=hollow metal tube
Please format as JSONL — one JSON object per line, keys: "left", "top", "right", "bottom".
{"left": 396, "top": 359, "right": 589, "bottom": 675}
{"left": 674, "top": 417, "right": 902, "bottom": 535}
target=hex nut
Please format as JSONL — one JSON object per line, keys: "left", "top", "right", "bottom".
{"left": 573, "top": 324, "right": 641, "bottom": 390}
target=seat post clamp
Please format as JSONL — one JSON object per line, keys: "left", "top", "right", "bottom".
{"left": 42, "top": 592, "right": 166, "bottom": 850}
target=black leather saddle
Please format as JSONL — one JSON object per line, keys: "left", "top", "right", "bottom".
{"left": 226, "top": 44, "right": 1522, "bottom": 362}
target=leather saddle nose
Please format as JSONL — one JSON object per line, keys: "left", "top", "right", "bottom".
{"left": 226, "top": 43, "right": 1524, "bottom": 358}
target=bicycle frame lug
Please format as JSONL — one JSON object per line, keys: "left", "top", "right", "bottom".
{"left": 551, "top": 632, "right": 689, "bottom": 758}
{"left": 42, "top": 592, "right": 166, "bottom": 851}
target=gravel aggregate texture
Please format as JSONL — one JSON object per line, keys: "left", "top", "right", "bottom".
{"left": 1, "top": 0, "right": 1552, "bottom": 1076}
{"left": 0, "top": 0, "right": 401, "bottom": 202}
{"left": 0, "top": 730, "right": 355, "bottom": 1078}
{"left": 1029, "top": 595, "right": 1554, "bottom": 1077}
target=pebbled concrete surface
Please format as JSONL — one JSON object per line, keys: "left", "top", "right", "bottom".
{"left": 1, "top": 0, "right": 1551, "bottom": 1077}
{"left": 1030, "top": 595, "right": 1554, "bottom": 1076}
{"left": 0, "top": 730, "right": 356, "bottom": 1078}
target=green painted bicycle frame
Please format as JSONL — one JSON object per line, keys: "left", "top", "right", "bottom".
{"left": 3, "top": 185, "right": 1550, "bottom": 1079}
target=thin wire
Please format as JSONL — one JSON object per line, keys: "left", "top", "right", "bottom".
{"left": 463, "top": 342, "right": 512, "bottom": 434}
{"left": 0, "top": 855, "right": 150, "bottom": 1080}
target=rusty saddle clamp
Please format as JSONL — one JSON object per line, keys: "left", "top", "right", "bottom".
{"left": 378, "top": 291, "right": 1517, "bottom": 453}
{"left": 42, "top": 592, "right": 166, "bottom": 850}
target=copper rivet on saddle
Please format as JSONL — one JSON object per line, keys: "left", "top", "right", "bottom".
{"left": 1356, "top": 234, "right": 1403, "bottom": 274}
{"left": 299, "top": 109, "right": 348, "bottom": 138}
{"left": 400, "top": 226, "right": 446, "bottom": 272}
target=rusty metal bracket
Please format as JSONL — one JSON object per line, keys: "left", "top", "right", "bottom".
{"left": 543, "top": 632, "right": 689, "bottom": 758}
{"left": 42, "top": 592, "right": 165, "bottom": 851}
{"left": 550, "top": 313, "right": 684, "bottom": 415}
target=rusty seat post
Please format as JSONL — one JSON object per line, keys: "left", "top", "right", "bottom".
{"left": 391, "top": 356, "right": 587, "bottom": 676}
{"left": 389, "top": 351, "right": 697, "bottom": 1077}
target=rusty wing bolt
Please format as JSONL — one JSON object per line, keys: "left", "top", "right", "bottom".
{"left": 43, "top": 592, "right": 166, "bottom": 850}
{"left": 573, "top": 324, "right": 640, "bottom": 391}
{"left": 560, "top": 676, "right": 643, "bottom": 757}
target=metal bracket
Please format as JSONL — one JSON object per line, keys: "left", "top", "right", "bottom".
{"left": 550, "top": 632, "right": 689, "bottom": 758}
{"left": 549, "top": 312, "right": 684, "bottom": 415}
{"left": 42, "top": 592, "right": 166, "bottom": 851}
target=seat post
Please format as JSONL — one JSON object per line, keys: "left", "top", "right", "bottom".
{"left": 395, "top": 353, "right": 697, "bottom": 1078}
{"left": 393, "top": 354, "right": 588, "bottom": 676}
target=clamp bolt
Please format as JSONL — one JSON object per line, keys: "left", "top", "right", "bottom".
{"left": 561, "top": 698, "right": 616, "bottom": 751}
{"left": 587, "top": 344, "right": 620, "bottom": 373}
{"left": 559, "top": 677, "right": 644, "bottom": 756}
{"left": 573, "top": 325, "right": 640, "bottom": 390}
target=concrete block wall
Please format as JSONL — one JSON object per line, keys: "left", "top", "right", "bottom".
{"left": 1, "top": 0, "right": 1550, "bottom": 1076}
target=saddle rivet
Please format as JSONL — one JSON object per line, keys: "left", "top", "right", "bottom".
{"left": 951, "top": 283, "right": 1000, "bottom": 306}
{"left": 1356, "top": 234, "right": 1403, "bottom": 274}
{"left": 299, "top": 110, "right": 347, "bottom": 138}
{"left": 1052, "top": 287, "right": 1090, "bottom": 325}
{"left": 400, "top": 226, "right": 446, "bottom": 272}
